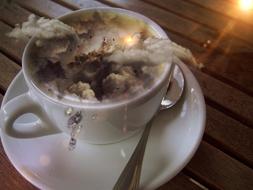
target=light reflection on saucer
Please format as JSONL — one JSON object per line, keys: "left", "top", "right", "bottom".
{"left": 39, "top": 155, "right": 51, "bottom": 166}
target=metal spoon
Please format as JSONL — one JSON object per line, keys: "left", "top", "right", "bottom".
{"left": 113, "top": 61, "right": 185, "bottom": 190}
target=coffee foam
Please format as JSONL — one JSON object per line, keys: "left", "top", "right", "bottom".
{"left": 26, "top": 11, "right": 170, "bottom": 104}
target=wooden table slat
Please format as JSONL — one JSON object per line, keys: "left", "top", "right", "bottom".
{"left": 0, "top": 21, "right": 25, "bottom": 62}
{"left": 0, "top": 53, "right": 21, "bottom": 91}
{"left": 0, "top": 93, "right": 3, "bottom": 105}
{"left": 167, "top": 30, "right": 253, "bottom": 95}
{"left": 0, "top": 3, "right": 31, "bottom": 27}
{"left": 101, "top": 0, "right": 253, "bottom": 52}
{"left": 53, "top": 0, "right": 108, "bottom": 10}
{"left": 18, "top": 0, "right": 253, "bottom": 54}
{"left": 186, "top": 141, "right": 253, "bottom": 190}
{"left": 157, "top": 173, "right": 204, "bottom": 190}
{"left": 14, "top": 0, "right": 69, "bottom": 18}
{"left": 145, "top": 0, "right": 253, "bottom": 45}
{"left": 186, "top": 0, "right": 253, "bottom": 26}
{"left": 206, "top": 105, "right": 253, "bottom": 167}
{"left": 0, "top": 143, "right": 36, "bottom": 190}
{"left": 167, "top": 24, "right": 253, "bottom": 127}
{"left": 191, "top": 65, "right": 253, "bottom": 128}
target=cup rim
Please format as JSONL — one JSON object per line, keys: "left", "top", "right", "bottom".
{"left": 22, "top": 7, "right": 172, "bottom": 110}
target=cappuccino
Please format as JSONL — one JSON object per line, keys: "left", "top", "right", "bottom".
{"left": 26, "top": 11, "right": 171, "bottom": 103}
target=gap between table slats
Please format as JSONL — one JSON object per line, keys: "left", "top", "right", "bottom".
{"left": 190, "top": 65, "right": 253, "bottom": 129}
{"left": 157, "top": 172, "right": 206, "bottom": 190}
{"left": 143, "top": 0, "right": 253, "bottom": 45}
{"left": 98, "top": 0, "right": 253, "bottom": 52}
{"left": 204, "top": 105, "right": 253, "bottom": 168}
{"left": 0, "top": 53, "right": 20, "bottom": 91}
{"left": 53, "top": 0, "right": 109, "bottom": 10}
{"left": 0, "top": 22, "right": 25, "bottom": 62}
{"left": 184, "top": 0, "right": 253, "bottom": 26}
{"left": 0, "top": 143, "right": 36, "bottom": 190}
{"left": 0, "top": 91, "right": 4, "bottom": 101}
{"left": 166, "top": 30, "right": 253, "bottom": 97}
{"left": 185, "top": 141, "right": 253, "bottom": 190}
{"left": 16, "top": 0, "right": 253, "bottom": 54}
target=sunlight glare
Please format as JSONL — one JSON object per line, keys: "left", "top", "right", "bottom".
{"left": 239, "top": 0, "right": 253, "bottom": 11}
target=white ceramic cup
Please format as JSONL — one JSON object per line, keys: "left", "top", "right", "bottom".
{"left": 0, "top": 8, "right": 172, "bottom": 144}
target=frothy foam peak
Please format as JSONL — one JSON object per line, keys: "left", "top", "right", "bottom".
{"left": 105, "top": 37, "right": 172, "bottom": 66}
{"left": 7, "top": 14, "right": 75, "bottom": 40}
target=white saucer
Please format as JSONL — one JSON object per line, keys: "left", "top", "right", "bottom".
{"left": 0, "top": 60, "right": 205, "bottom": 190}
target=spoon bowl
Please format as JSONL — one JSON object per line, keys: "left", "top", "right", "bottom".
{"left": 161, "top": 63, "right": 185, "bottom": 110}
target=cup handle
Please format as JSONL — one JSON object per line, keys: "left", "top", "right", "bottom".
{"left": 0, "top": 92, "right": 61, "bottom": 138}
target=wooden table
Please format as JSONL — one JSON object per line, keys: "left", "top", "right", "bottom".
{"left": 0, "top": 0, "right": 253, "bottom": 189}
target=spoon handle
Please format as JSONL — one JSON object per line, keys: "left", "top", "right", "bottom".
{"left": 113, "top": 62, "right": 177, "bottom": 190}
{"left": 113, "top": 116, "right": 155, "bottom": 190}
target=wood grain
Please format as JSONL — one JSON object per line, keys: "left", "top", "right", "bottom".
{"left": 38, "top": 0, "right": 253, "bottom": 54}
{"left": 169, "top": 31, "right": 253, "bottom": 166}
{"left": 15, "top": 0, "right": 70, "bottom": 18}
{"left": 186, "top": 141, "right": 253, "bottom": 190}
{"left": 145, "top": 0, "right": 253, "bottom": 45}
{"left": 0, "top": 53, "right": 21, "bottom": 91}
{"left": 101, "top": 0, "right": 253, "bottom": 53}
{"left": 0, "top": 93, "right": 3, "bottom": 104}
{"left": 186, "top": 0, "right": 253, "bottom": 26}
{"left": 158, "top": 173, "right": 204, "bottom": 190}
{"left": 0, "top": 21, "right": 26, "bottom": 62}
{"left": 167, "top": 30, "right": 253, "bottom": 95}
{"left": 0, "top": 143, "right": 36, "bottom": 190}
{"left": 206, "top": 105, "right": 253, "bottom": 167}
{"left": 191, "top": 66, "right": 253, "bottom": 127}
{"left": 53, "top": 0, "right": 108, "bottom": 10}
{"left": 0, "top": 3, "right": 30, "bottom": 26}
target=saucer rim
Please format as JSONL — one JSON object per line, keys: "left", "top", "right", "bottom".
{"left": 0, "top": 59, "right": 206, "bottom": 190}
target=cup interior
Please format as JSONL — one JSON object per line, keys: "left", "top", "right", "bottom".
{"left": 22, "top": 7, "right": 172, "bottom": 110}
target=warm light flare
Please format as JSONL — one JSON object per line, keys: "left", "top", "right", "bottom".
{"left": 239, "top": 0, "right": 253, "bottom": 11}
{"left": 123, "top": 35, "right": 138, "bottom": 47}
